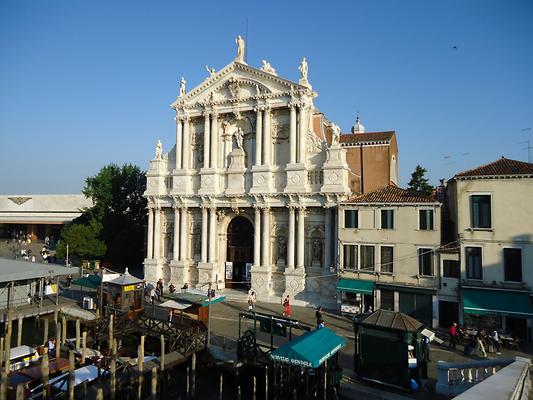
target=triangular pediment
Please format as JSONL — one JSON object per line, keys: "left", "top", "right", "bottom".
{"left": 171, "top": 61, "right": 313, "bottom": 110}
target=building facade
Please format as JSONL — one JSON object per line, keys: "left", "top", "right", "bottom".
{"left": 143, "top": 39, "right": 397, "bottom": 305}
{"left": 445, "top": 157, "right": 533, "bottom": 339}
{"left": 337, "top": 185, "right": 441, "bottom": 328}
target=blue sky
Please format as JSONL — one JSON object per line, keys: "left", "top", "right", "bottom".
{"left": 1, "top": 0, "right": 532, "bottom": 194}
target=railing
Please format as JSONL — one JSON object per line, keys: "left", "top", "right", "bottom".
{"left": 436, "top": 357, "right": 531, "bottom": 398}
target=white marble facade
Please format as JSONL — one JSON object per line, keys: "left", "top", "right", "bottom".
{"left": 144, "top": 39, "right": 351, "bottom": 305}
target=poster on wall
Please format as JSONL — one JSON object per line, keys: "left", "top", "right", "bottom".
{"left": 245, "top": 263, "right": 253, "bottom": 282}
{"left": 225, "top": 262, "right": 233, "bottom": 280}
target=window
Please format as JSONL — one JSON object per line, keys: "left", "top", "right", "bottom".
{"left": 419, "top": 209, "right": 434, "bottom": 230}
{"left": 471, "top": 195, "right": 491, "bottom": 228}
{"left": 465, "top": 247, "right": 482, "bottom": 280}
{"left": 380, "top": 246, "right": 394, "bottom": 273}
{"left": 504, "top": 248, "right": 522, "bottom": 282}
{"left": 418, "top": 248, "right": 434, "bottom": 276}
{"left": 380, "top": 290, "right": 394, "bottom": 310}
{"left": 343, "top": 245, "right": 357, "bottom": 270}
{"left": 360, "top": 245, "right": 375, "bottom": 271}
{"left": 381, "top": 209, "right": 394, "bottom": 229}
{"left": 344, "top": 210, "right": 358, "bottom": 229}
{"left": 443, "top": 260, "right": 460, "bottom": 278}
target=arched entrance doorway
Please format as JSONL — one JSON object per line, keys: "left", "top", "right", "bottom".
{"left": 226, "top": 216, "right": 254, "bottom": 289}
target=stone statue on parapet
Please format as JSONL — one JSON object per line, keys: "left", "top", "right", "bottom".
{"left": 331, "top": 123, "right": 341, "bottom": 147}
{"left": 179, "top": 77, "right": 186, "bottom": 97}
{"left": 299, "top": 57, "right": 308, "bottom": 81}
{"left": 205, "top": 65, "right": 216, "bottom": 76}
{"left": 235, "top": 35, "right": 245, "bottom": 63}
{"left": 155, "top": 140, "right": 163, "bottom": 160}
{"left": 261, "top": 60, "right": 277, "bottom": 75}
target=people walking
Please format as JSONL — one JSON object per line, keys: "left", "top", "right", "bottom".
{"left": 490, "top": 330, "right": 502, "bottom": 354}
{"left": 168, "top": 309, "right": 174, "bottom": 326}
{"left": 247, "top": 290, "right": 256, "bottom": 312}
{"left": 283, "top": 295, "right": 291, "bottom": 318}
{"left": 449, "top": 322, "right": 458, "bottom": 349}
{"left": 315, "top": 306, "right": 323, "bottom": 328}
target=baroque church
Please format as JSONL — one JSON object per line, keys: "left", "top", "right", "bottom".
{"left": 144, "top": 37, "right": 398, "bottom": 305}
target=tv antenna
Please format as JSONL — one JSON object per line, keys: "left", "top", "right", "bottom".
{"left": 245, "top": 17, "right": 249, "bottom": 64}
{"left": 519, "top": 128, "right": 533, "bottom": 162}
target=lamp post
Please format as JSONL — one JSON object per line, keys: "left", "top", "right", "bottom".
{"left": 207, "top": 281, "right": 212, "bottom": 349}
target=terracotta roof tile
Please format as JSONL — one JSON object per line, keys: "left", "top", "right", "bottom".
{"left": 344, "top": 184, "right": 438, "bottom": 204}
{"left": 455, "top": 157, "right": 533, "bottom": 178}
{"left": 340, "top": 131, "right": 395, "bottom": 144}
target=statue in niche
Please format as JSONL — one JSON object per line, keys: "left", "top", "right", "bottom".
{"left": 233, "top": 128, "right": 244, "bottom": 150}
{"left": 278, "top": 236, "right": 287, "bottom": 261}
{"left": 299, "top": 57, "right": 308, "bottom": 81}
{"left": 331, "top": 123, "right": 341, "bottom": 147}
{"left": 179, "top": 77, "right": 186, "bottom": 97}
{"left": 235, "top": 35, "right": 245, "bottom": 62}
{"left": 155, "top": 140, "right": 163, "bottom": 159}
{"left": 312, "top": 238, "right": 322, "bottom": 262}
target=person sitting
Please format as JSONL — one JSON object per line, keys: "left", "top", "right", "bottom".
{"left": 317, "top": 319, "right": 325, "bottom": 330}
{"left": 181, "top": 282, "right": 189, "bottom": 293}
{"left": 169, "top": 283, "right": 176, "bottom": 294}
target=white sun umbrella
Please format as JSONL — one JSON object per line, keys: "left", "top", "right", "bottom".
{"left": 159, "top": 299, "right": 193, "bottom": 310}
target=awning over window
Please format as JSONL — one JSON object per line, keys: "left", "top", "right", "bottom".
{"left": 462, "top": 288, "right": 533, "bottom": 318}
{"left": 337, "top": 278, "right": 374, "bottom": 294}
{"left": 270, "top": 327, "right": 345, "bottom": 369}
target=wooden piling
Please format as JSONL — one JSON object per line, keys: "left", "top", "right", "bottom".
{"left": 293, "top": 388, "right": 297, "bottom": 400}
{"left": 56, "top": 322, "right": 62, "bottom": 359}
{"left": 42, "top": 352, "right": 50, "bottom": 399}
{"left": 54, "top": 307, "right": 58, "bottom": 325}
{"left": 6, "top": 309, "right": 13, "bottom": 337}
{"left": 82, "top": 380, "right": 87, "bottom": 400}
{"left": 265, "top": 366, "right": 269, "bottom": 400}
{"left": 4, "top": 335, "right": 11, "bottom": 373}
{"left": 219, "top": 373, "right": 223, "bottom": 400}
{"left": 15, "top": 383, "right": 24, "bottom": 400}
{"left": 1, "top": 368, "right": 7, "bottom": 400}
{"left": 186, "top": 366, "right": 190, "bottom": 399}
{"left": 109, "top": 314, "right": 114, "bottom": 348}
{"left": 160, "top": 335, "right": 165, "bottom": 371}
{"left": 237, "top": 385, "right": 241, "bottom": 400}
{"left": 110, "top": 357, "right": 116, "bottom": 400}
{"left": 68, "top": 351, "right": 75, "bottom": 400}
{"left": 82, "top": 331, "right": 87, "bottom": 364}
{"left": 43, "top": 317, "right": 49, "bottom": 345}
{"left": 62, "top": 315, "right": 67, "bottom": 345}
{"left": 253, "top": 376, "right": 256, "bottom": 400}
{"left": 151, "top": 367, "right": 157, "bottom": 400}
{"left": 75, "top": 319, "right": 81, "bottom": 349}
{"left": 0, "top": 338, "right": 4, "bottom": 371}
{"left": 137, "top": 345, "right": 144, "bottom": 400}
{"left": 323, "top": 359, "right": 327, "bottom": 400}
{"left": 16, "top": 317, "right": 23, "bottom": 347}
{"left": 191, "top": 352, "right": 196, "bottom": 397}
{"left": 96, "top": 387, "right": 104, "bottom": 400}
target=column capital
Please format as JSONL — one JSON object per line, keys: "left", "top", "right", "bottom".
{"left": 254, "top": 105, "right": 265, "bottom": 113}
{"left": 288, "top": 101, "right": 300, "bottom": 109}
{"left": 202, "top": 110, "right": 212, "bottom": 118}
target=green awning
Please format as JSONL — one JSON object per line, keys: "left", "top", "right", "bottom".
{"left": 270, "top": 327, "right": 345, "bottom": 368}
{"left": 462, "top": 288, "right": 533, "bottom": 318}
{"left": 165, "top": 292, "right": 226, "bottom": 307}
{"left": 72, "top": 275, "right": 102, "bottom": 289}
{"left": 337, "top": 278, "right": 374, "bottom": 295}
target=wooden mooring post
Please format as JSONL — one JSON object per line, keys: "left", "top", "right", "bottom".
{"left": 56, "top": 322, "right": 62, "bottom": 359}
{"left": 186, "top": 366, "right": 190, "bottom": 399}
{"left": 151, "top": 367, "right": 157, "bottom": 400}
{"left": 75, "top": 319, "right": 81, "bottom": 349}
{"left": 191, "top": 352, "right": 196, "bottom": 397}
{"left": 62, "top": 315, "right": 67, "bottom": 345}
{"left": 0, "top": 368, "right": 7, "bottom": 400}
{"left": 137, "top": 345, "right": 144, "bottom": 400}
{"left": 16, "top": 317, "right": 23, "bottom": 347}
{"left": 15, "top": 383, "right": 24, "bottom": 400}
{"left": 96, "top": 387, "right": 104, "bottom": 400}
{"left": 253, "top": 376, "right": 256, "bottom": 400}
{"left": 265, "top": 366, "right": 269, "bottom": 400}
{"left": 0, "top": 337, "right": 4, "bottom": 370}
{"left": 219, "top": 373, "right": 223, "bottom": 400}
{"left": 43, "top": 318, "right": 49, "bottom": 346}
{"left": 4, "top": 334, "right": 11, "bottom": 374}
{"left": 41, "top": 351, "right": 50, "bottom": 399}
{"left": 109, "top": 314, "right": 114, "bottom": 348}
{"left": 68, "top": 351, "right": 75, "bottom": 400}
{"left": 110, "top": 356, "right": 117, "bottom": 400}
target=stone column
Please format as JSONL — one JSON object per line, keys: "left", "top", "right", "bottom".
{"left": 147, "top": 207, "right": 154, "bottom": 259}
{"left": 287, "top": 207, "right": 295, "bottom": 269}
{"left": 201, "top": 207, "right": 208, "bottom": 263}
{"left": 296, "top": 207, "right": 305, "bottom": 269}
{"left": 261, "top": 208, "right": 270, "bottom": 268}
{"left": 182, "top": 117, "right": 190, "bottom": 169}
{"left": 254, "top": 207, "right": 261, "bottom": 267}
{"left": 180, "top": 208, "right": 188, "bottom": 261}
{"left": 263, "top": 108, "right": 271, "bottom": 166}
{"left": 208, "top": 207, "right": 216, "bottom": 263}
{"left": 153, "top": 207, "right": 161, "bottom": 260}
{"left": 203, "top": 112, "right": 211, "bottom": 169}
{"left": 172, "top": 206, "right": 180, "bottom": 262}
{"left": 255, "top": 108, "right": 263, "bottom": 166}
{"left": 324, "top": 207, "right": 331, "bottom": 270}
{"left": 175, "top": 117, "right": 182, "bottom": 170}
{"left": 210, "top": 112, "right": 218, "bottom": 169}
{"left": 298, "top": 105, "right": 307, "bottom": 163}
{"left": 289, "top": 104, "right": 297, "bottom": 164}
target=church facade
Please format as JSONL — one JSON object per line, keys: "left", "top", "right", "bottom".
{"left": 144, "top": 38, "right": 398, "bottom": 305}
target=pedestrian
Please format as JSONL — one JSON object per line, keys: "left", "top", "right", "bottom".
{"left": 449, "top": 322, "right": 458, "bottom": 350}
{"left": 168, "top": 309, "right": 174, "bottom": 325}
{"left": 247, "top": 290, "right": 254, "bottom": 312}
{"left": 317, "top": 319, "right": 325, "bottom": 329}
{"left": 422, "top": 336, "right": 431, "bottom": 361}
{"left": 66, "top": 274, "right": 73, "bottom": 288}
{"left": 150, "top": 288, "right": 156, "bottom": 304}
{"left": 283, "top": 295, "right": 291, "bottom": 318}
{"left": 475, "top": 332, "right": 487, "bottom": 358}
{"left": 315, "top": 306, "right": 323, "bottom": 328}
{"left": 169, "top": 283, "right": 176, "bottom": 294}
{"left": 157, "top": 278, "right": 164, "bottom": 298}
{"left": 490, "top": 330, "right": 502, "bottom": 354}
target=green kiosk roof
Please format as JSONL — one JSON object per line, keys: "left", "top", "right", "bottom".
{"left": 337, "top": 278, "right": 374, "bottom": 295}
{"left": 462, "top": 288, "right": 533, "bottom": 318}
{"left": 165, "top": 292, "right": 226, "bottom": 307}
{"left": 270, "top": 327, "right": 345, "bottom": 369}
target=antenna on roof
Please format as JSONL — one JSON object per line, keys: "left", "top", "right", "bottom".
{"left": 245, "top": 17, "right": 249, "bottom": 64}
{"left": 517, "top": 140, "right": 533, "bottom": 163}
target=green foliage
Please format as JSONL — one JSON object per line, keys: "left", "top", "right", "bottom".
{"left": 407, "top": 165, "right": 435, "bottom": 195}
{"left": 56, "top": 221, "right": 106, "bottom": 261}
{"left": 59, "top": 163, "right": 147, "bottom": 268}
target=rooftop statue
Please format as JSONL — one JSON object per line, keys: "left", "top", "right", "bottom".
{"left": 331, "top": 123, "right": 341, "bottom": 147}
{"left": 235, "top": 35, "right": 245, "bottom": 63}
{"left": 179, "top": 77, "right": 186, "bottom": 97}
{"left": 205, "top": 65, "right": 216, "bottom": 76}
{"left": 260, "top": 60, "right": 277, "bottom": 76}
{"left": 299, "top": 57, "right": 308, "bottom": 81}
{"left": 155, "top": 140, "right": 163, "bottom": 160}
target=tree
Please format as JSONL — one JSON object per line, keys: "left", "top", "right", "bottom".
{"left": 56, "top": 220, "right": 106, "bottom": 262}
{"left": 407, "top": 165, "right": 434, "bottom": 195}
{"left": 58, "top": 163, "right": 147, "bottom": 269}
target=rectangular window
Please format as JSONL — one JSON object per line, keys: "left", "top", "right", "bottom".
{"left": 380, "top": 290, "right": 394, "bottom": 311}
{"left": 381, "top": 209, "right": 394, "bottom": 229}
{"left": 343, "top": 245, "right": 357, "bottom": 270}
{"left": 380, "top": 246, "right": 394, "bottom": 273}
{"left": 466, "top": 247, "right": 482, "bottom": 280}
{"left": 360, "top": 245, "right": 375, "bottom": 271}
{"left": 504, "top": 248, "right": 522, "bottom": 282}
{"left": 344, "top": 210, "right": 358, "bottom": 229}
{"left": 443, "top": 260, "right": 460, "bottom": 278}
{"left": 418, "top": 248, "right": 434, "bottom": 276}
{"left": 419, "top": 209, "right": 434, "bottom": 230}
{"left": 471, "top": 195, "right": 491, "bottom": 228}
